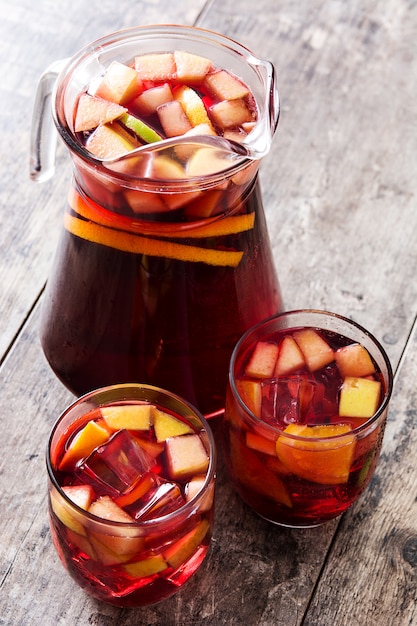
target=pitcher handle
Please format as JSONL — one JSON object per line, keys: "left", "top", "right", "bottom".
{"left": 29, "top": 59, "right": 68, "bottom": 182}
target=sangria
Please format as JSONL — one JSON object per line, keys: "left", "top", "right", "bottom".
{"left": 223, "top": 310, "right": 393, "bottom": 527}
{"left": 37, "top": 26, "right": 282, "bottom": 417}
{"left": 47, "top": 384, "right": 216, "bottom": 606}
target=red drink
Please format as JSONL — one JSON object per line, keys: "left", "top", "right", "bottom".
{"left": 223, "top": 310, "right": 393, "bottom": 527}
{"left": 47, "top": 384, "right": 216, "bottom": 606}
{"left": 39, "top": 27, "right": 282, "bottom": 418}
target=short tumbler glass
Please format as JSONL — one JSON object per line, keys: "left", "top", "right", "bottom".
{"left": 47, "top": 383, "right": 216, "bottom": 606}
{"left": 223, "top": 310, "right": 393, "bottom": 527}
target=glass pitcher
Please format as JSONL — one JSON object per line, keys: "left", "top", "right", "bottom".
{"left": 30, "top": 25, "right": 283, "bottom": 418}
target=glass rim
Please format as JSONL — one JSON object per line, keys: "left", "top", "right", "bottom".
{"left": 229, "top": 308, "right": 394, "bottom": 441}
{"left": 52, "top": 23, "right": 278, "bottom": 184}
{"left": 46, "top": 382, "right": 216, "bottom": 530}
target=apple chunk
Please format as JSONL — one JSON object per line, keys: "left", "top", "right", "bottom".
{"left": 164, "top": 519, "right": 210, "bottom": 570}
{"left": 293, "top": 328, "right": 335, "bottom": 372}
{"left": 165, "top": 434, "right": 209, "bottom": 480}
{"left": 135, "top": 53, "right": 176, "bottom": 82}
{"left": 339, "top": 376, "right": 381, "bottom": 418}
{"left": 245, "top": 341, "right": 279, "bottom": 378}
{"left": 131, "top": 83, "right": 173, "bottom": 116}
{"left": 204, "top": 69, "right": 250, "bottom": 100}
{"left": 335, "top": 343, "right": 376, "bottom": 378}
{"left": 174, "top": 51, "right": 212, "bottom": 84}
{"left": 157, "top": 100, "right": 192, "bottom": 137}
{"left": 274, "top": 335, "right": 305, "bottom": 376}
{"left": 100, "top": 403, "right": 153, "bottom": 431}
{"left": 74, "top": 94, "right": 127, "bottom": 132}
{"left": 95, "top": 61, "right": 140, "bottom": 104}
{"left": 153, "top": 408, "right": 193, "bottom": 443}
{"left": 209, "top": 99, "right": 253, "bottom": 130}
{"left": 86, "top": 123, "right": 137, "bottom": 159}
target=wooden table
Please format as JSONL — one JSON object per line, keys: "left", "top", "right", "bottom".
{"left": 1, "top": 0, "right": 416, "bottom": 624}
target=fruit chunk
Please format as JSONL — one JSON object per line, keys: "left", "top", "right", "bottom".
{"left": 50, "top": 490, "right": 87, "bottom": 536}
{"left": 74, "top": 94, "right": 127, "bottom": 132}
{"left": 86, "top": 123, "right": 137, "bottom": 159}
{"left": 165, "top": 434, "right": 209, "bottom": 480}
{"left": 164, "top": 519, "right": 210, "bottom": 570}
{"left": 174, "top": 51, "right": 212, "bottom": 84}
{"left": 120, "top": 113, "right": 163, "bottom": 143}
{"left": 153, "top": 409, "right": 193, "bottom": 442}
{"left": 293, "top": 329, "right": 335, "bottom": 372}
{"left": 101, "top": 403, "right": 153, "bottom": 431}
{"left": 236, "top": 379, "right": 262, "bottom": 416}
{"left": 186, "top": 146, "right": 231, "bottom": 177}
{"left": 62, "top": 484, "right": 95, "bottom": 510}
{"left": 274, "top": 335, "right": 306, "bottom": 376}
{"left": 157, "top": 100, "right": 192, "bottom": 137}
{"left": 174, "top": 85, "right": 212, "bottom": 128}
{"left": 335, "top": 343, "right": 376, "bottom": 378}
{"left": 124, "top": 554, "right": 167, "bottom": 578}
{"left": 131, "top": 83, "right": 173, "bottom": 116}
{"left": 245, "top": 341, "right": 279, "bottom": 378}
{"left": 65, "top": 213, "right": 245, "bottom": 267}
{"left": 204, "top": 69, "right": 250, "bottom": 100}
{"left": 246, "top": 431, "right": 277, "bottom": 456}
{"left": 275, "top": 423, "right": 356, "bottom": 485}
{"left": 95, "top": 61, "right": 140, "bottom": 104}
{"left": 209, "top": 99, "right": 253, "bottom": 130}
{"left": 339, "top": 377, "right": 381, "bottom": 418}
{"left": 89, "top": 495, "right": 135, "bottom": 522}
{"left": 229, "top": 432, "right": 292, "bottom": 507}
{"left": 59, "top": 420, "right": 110, "bottom": 471}
{"left": 135, "top": 53, "right": 176, "bottom": 81}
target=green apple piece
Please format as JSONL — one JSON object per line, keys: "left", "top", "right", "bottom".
{"left": 205, "top": 69, "right": 250, "bottom": 100}
{"left": 209, "top": 98, "right": 253, "bottom": 130}
{"left": 335, "top": 343, "right": 376, "bottom": 378}
{"left": 120, "top": 113, "right": 163, "bottom": 144}
{"left": 95, "top": 61, "right": 140, "bottom": 104}
{"left": 339, "top": 376, "right": 381, "bottom": 418}
{"left": 245, "top": 340, "right": 279, "bottom": 378}
{"left": 124, "top": 554, "right": 167, "bottom": 578}
{"left": 274, "top": 335, "right": 306, "bottom": 376}
{"left": 86, "top": 123, "right": 137, "bottom": 159}
{"left": 101, "top": 403, "right": 153, "bottom": 431}
{"left": 293, "top": 328, "right": 335, "bottom": 372}
{"left": 153, "top": 408, "right": 192, "bottom": 443}
{"left": 165, "top": 434, "right": 209, "bottom": 480}
{"left": 74, "top": 93, "right": 127, "bottom": 132}
{"left": 164, "top": 519, "right": 210, "bottom": 570}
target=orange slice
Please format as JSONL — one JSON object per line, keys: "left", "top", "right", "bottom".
{"left": 69, "top": 188, "right": 255, "bottom": 240}
{"left": 275, "top": 423, "right": 356, "bottom": 485}
{"left": 64, "top": 213, "right": 244, "bottom": 267}
{"left": 173, "top": 85, "right": 213, "bottom": 128}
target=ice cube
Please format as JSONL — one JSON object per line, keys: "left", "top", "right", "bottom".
{"left": 75, "top": 429, "right": 156, "bottom": 497}
{"left": 262, "top": 376, "right": 323, "bottom": 426}
{"left": 124, "top": 474, "right": 185, "bottom": 521}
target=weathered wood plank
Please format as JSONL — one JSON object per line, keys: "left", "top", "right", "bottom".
{"left": 303, "top": 321, "right": 417, "bottom": 626}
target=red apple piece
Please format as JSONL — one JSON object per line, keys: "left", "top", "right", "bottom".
{"left": 134, "top": 53, "right": 176, "bottom": 82}
{"left": 293, "top": 328, "right": 335, "bottom": 372}
{"left": 245, "top": 340, "right": 279, "bottom": 378}
{"left": 209, "top": 99, "right": 254, "bottom": 130}
{"left": 165, "top": 434, "right": 209, "bottom": 480}
{"left": 74, "top": 94, "right": 127, "bottom": 132}
{"left": 204, "top": 69, "right": 250, "bottom": 100}
{"left": 131, "top": 83, "right": 173, "bottom": 117}
{"left": 86, "top": 123, "right": 137, "bottom": 159}
{"left": 95, "top": 61, "right": 140, "bottom": 104}
{"left": 157, "top": 100, "right": 193, "bottom": 137}
{"left": 274, "top": 335, "right": 306, "bottom": 376}
{"left": 174, "top": 51, "right": 212, "bottom": 84}
{"left": 335, "top": 343, "right": 376, "bottom": 378}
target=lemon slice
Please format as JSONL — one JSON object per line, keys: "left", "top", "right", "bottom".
{"left": 174, "top": 85, "right": 213, "bottom": 128}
